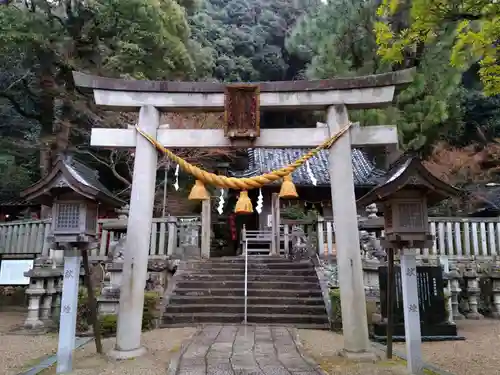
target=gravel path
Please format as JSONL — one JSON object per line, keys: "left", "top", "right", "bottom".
{"left": 297, "top": 329, "right": 408, "bottom": 375}
{"left": 395, "top": 319, "right": 500, "bottom": 375}
{"left": 0, "top": 311, "right": 59, "bottom": 375}
{"left": 40, "top": 327, "right": 197, "bottom": 375}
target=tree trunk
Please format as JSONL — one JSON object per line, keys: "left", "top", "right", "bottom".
{"left": 38, "top": 73, "right": 56, "bottom": 219}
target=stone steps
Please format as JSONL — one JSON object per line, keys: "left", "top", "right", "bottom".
{"left": 161, "top": 322, "right": 331, "bottom": 329}
{"left": 186, "top": 268, "right": 315, "bottom": 276}
{"left": 169, "top": 295, "right": 325, "bottom": 305}
{"left": 175, "top": 280, "right": 320, "bottom": 290}
{"left": 179, "top": 274, "right": 319, "bottom": 283}
{"left": 162, "top": 256, "right": 329, "bottom": 329}
{"left": 162, "top": 312, "right": 329, "bottom": 325}
{"left": 172, "top": 288, "right": 323, "bottom": 298}
{"left": 165, "top": 303, "right": 326, "bottom": 315}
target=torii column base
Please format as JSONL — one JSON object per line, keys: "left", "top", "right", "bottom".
{"left": 108, "top": 346, "right": 147, "bottom": 360}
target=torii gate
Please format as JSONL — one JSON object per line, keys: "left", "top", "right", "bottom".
{"left": 73, "top": 69, "right": 414, "bottom": 360}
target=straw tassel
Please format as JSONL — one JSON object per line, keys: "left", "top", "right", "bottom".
{"left": 234, "top": 191, "right": 253, "bottom": 214}
{"left": 279, "top": 174, "right": 298, "bottom": 199}
{"left": 188, "top": 180, "right": 210, "bottom": 200}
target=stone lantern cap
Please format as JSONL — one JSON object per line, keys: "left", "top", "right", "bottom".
{"left": 356, "top": 155, "right": 460, "bottom": 207}
{"left": 20, "top": 153, "right": 124, "bottom": 208}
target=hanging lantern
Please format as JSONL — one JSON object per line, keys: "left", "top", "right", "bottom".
{"left": 279, "top": 174, "right": 298, "bottom": 199}
{"left": 188, "top": 180, "right": 210, "bottom": 200}
{"left": 234, "top": 191, "right": 253, "bottom": 214}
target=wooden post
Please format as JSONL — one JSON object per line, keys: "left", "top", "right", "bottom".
{"left": 201, "top": 199, "right": 211, "bottom": 258}
{"left": 167, "top": 217, "right": 177, "bottom": 256}
{"left": 386, "top": 248, "right": 394, "bottom": 359}
{"left": 271, "top": 193, "right": 280, "bottom": 256}
{"left": 81, "top": 248, "right": 103, "bottom": 354}
{"left": 317, "top": 217, "right": 325, "bottom": 257}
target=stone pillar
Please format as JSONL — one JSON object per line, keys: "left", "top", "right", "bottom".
{"left": 464, "top": 266, "right": 483, "bottom": 320}
{"left": 52, "top": 276, "right": 62, "bottom": 319}
{"left": 110, "top": 105, "right": 159, "bottom": 359}
{"left": 489, "top": 266, "right": 500, "bottom": 319}
{"left": 400, "top": 249, "right": 423, "bottom": 374}
{"left": 448, "top": 266, "right": 464, "bottom": 320}
{"left": 326, "top": 106, "right": 372, "bottom": 357}
{"left": 40, "top": 277, "right": 56, "bottom": 323}
{"left": 24, "top": 278, "right": 45, "bottom": 329}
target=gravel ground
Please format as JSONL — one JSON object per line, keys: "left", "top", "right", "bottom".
{"left": 395, "top": 319, "right": 500, "bottom": 375}
{"left": 298, "top": 329, "right": 409, "bottom": 375}
{"left": 40, "top": 327, "right": 197, "bottom": 375}
{"left": 0, "top": 311, "right": 59, "bottom": 375}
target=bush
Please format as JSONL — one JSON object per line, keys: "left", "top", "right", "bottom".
{"left": 329, "top": 288, "right": 342, "bottom": 331}
{"left": 99, "top": 314, "right": 118, "bottom": 337}
{"left": 142, "top": 291, "right": 161, "bottom": 331}
{"left": 76, "top": 288, "right": 162, "bottom": 336}
{"left": 76, "top": 288, "right": 91, "bottom": 333}
{"left": 329, "top": 288, "right": 379, "bottom": 332}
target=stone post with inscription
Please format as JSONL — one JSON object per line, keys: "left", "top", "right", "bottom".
{"left": 400, "top": 249, "right": 423, "bottom": 374}
{"left": 56, "top": 249, "right": 81, "bottom": 374}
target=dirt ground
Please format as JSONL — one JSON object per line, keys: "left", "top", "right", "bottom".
{"left": 3, "top": 309, "right": 499, "bottom": 375}
{"left": 0, "top": 310, "right": 59, "bottom": 375}
{"left": 395, "top": 319, "right": 500, "bottom": 375}
{"left": 38, "top": 327, "right": 197, "bottom": 375}
{"left": 298, "top": 329, "right": 410, "bottom": 375}
{"left": 0, "top": 310, "right": 195, "bottom": 375}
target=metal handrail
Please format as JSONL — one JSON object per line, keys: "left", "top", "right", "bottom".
{"left": 243, "top": 225, "right": 248, "bottom": 324}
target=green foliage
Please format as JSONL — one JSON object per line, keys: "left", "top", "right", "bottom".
{"left": 76, "top": 288, "right": 91, "bottom": 333}
{"left": 329, "top": 288, "right": 342, "bottom": 331}
{"left": 375, "top": 0, "right": 500, "bottom": 96}
{"left": 281, "top": 204, "right": 318, "bottom": 221}
{"left": 0, "top": 0, "right": 201, "bottom": 80}
{"left": 0, "top": 0, "right": 209, "bottom": 192}
{"left": 76, "top": 289, "right": 161, "bottom": 336}
{"left": 0, "top": 155, "right": 35, "bottom": 202}
{"left": 286, "top": 0, "right": 466, "bottom": 151}
{"left": 99, "top": 314, "right": 118, "bottom": 337}
{"left": 190, "top": 0, "right": 320, "bottom": 82}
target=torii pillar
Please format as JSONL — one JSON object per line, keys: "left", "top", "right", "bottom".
{"left": 73, "top": 69, "right": 414, "bottom": 359}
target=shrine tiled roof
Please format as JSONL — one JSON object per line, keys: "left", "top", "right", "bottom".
{"left": 229, "top": 148, "right": 386, "bottom": 187}
{"left": 21, "top": 154, "right": 124, "bottom": 207}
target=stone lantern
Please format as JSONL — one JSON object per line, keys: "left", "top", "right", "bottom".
{"left": 21, "top": 155, "right": 124, "bottom": 245}
{"left": 358, "top": 158, "right": 458, "bottom": 248}
{"left": 357, "top": 156, "right": 460, "bottom": 373}
{"left": 20, "top": 154, "right": 123, "bottom": 371}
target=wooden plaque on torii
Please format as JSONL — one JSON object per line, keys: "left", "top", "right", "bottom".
{"left": 224, "top": 84, "right": 260, "bottom": 140}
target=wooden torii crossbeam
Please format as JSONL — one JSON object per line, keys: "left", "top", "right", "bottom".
{"left": 73, "top": 69, "right": 414, "bottom": 361}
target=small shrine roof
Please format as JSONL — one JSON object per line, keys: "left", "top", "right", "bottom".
{"left": 356, "top": 155, "right": 460, "bottom": 207}
{"left": 21, "top": 154, "right": 124, "bottom": 207}
{"left": 229, "top": 148, "right": 385, "bottom": 187}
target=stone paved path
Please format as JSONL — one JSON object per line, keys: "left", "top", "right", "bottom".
{"left": 170, "top": 325, "right": 323, "bottom": 375}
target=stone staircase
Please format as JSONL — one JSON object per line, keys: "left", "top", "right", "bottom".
{"left": 161, "top": 256, "right": 330, "bottom": 329}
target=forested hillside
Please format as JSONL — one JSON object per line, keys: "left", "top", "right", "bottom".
{"left": 0, "top": 0, "right": 498, "bottom": 203}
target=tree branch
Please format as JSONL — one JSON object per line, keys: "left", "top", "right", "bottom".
{"left": 444, "top": 13, "right": 483, "bottom": 22}
{"left": 73, "top": 148, "right": 132, "bottom": 187}
{"left": 0, "top": 91, "right": 42, "bottom": 121}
